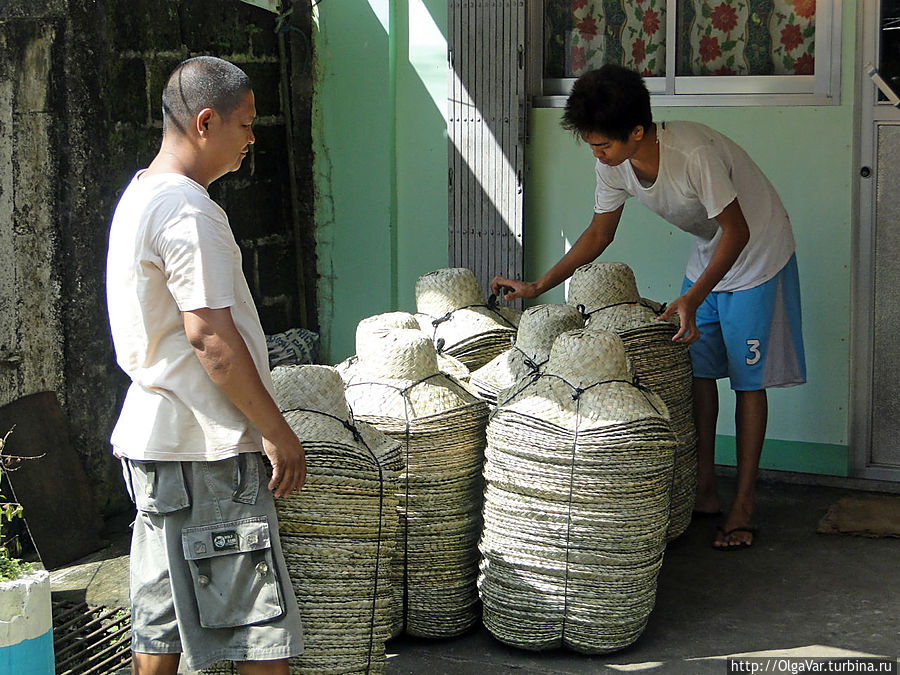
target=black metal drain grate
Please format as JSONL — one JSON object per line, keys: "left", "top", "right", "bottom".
{"left": 52, "top": 599, "right": 131, "bottom": 675}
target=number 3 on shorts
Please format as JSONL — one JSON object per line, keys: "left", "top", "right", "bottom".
{"left": 746, "top": 339, "right": 761, "bottom": 366}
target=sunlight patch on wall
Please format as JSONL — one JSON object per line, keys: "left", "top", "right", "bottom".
{"left": 449, "top": 72, "right": 518, "bottom": 236}
{"left": 368, "top": 0, "right": 390, "bottom": 32}
{"left": 409, "top": 0, "right": 447, "bottom": 121}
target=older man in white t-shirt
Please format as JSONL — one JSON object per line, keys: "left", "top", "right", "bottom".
{"left": 492, "top": 65, "right": 805, "bottom": 551}
{"left": 107, "top": 56, "right": 304, "bottom": 675}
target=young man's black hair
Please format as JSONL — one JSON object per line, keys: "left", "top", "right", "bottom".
{"left": 560, "top": 64, "right": 653, "bottom": 141}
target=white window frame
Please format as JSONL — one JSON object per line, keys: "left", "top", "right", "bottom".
{"left": 530, "top": 0, "right": 842, "bottom": 107}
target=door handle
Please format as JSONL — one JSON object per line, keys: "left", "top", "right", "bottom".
{"left": 866, "top": 63, "right": 900, "bottom": 107}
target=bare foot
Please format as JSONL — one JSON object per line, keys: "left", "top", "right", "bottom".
{"left": 713, "top": 505, "right": 756, "bottom": 549}
{"left": 713, "top": 525, "right": 756, "bottom": 549}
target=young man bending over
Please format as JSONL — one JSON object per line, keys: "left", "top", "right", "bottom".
{"left": 492, "top": 64, "right": 806, "bottom": 550}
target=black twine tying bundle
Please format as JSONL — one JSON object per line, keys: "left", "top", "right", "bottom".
{"left": 498, "top": 370, "right": 663, "bottom": 416}
{"left": 576, "top": 299, "right": 668, "bottom": 323}
{"left": 560, "top": 395, "right": 582, "bottom": 641}
{"left": 511, "top": 346, "right": 548, "bottom": 374}
{"left": 427, "top": 300, "right": 518, "bottom": 351}
{"left": 344, "top": 371, "right": 453, "bottom": 633}
{"left": 488, "top": 369, "right": 665, "bottom": 641}
{"left": 280, "top": 406, "right": 385, "bottom": 673}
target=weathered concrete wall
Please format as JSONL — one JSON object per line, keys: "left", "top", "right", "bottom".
{"left": 0, "top": 19, "right": 65, "bottom": 412}
{"left": 0, "top": 0, "right": 316, "bottom": 516}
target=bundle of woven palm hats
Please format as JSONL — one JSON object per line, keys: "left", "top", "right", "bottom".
{"left": 335, "top": 311, "right": 471, "bottom": 384}
{"left": 270, "top": 365, "right": 402, "bottom": 674}
{"left": 343, "top": 328, "right": 490, "bottom": 638}
{"left": 567, "top": 262, "right": 697, "bottom": 541}
{"left": 414, "top": 268, "right": 520, "bottom": 370}
{"left": 468, "top": 304, "right": 585, "bottom": 404}
{"left": 478, "top": 329, "right": 677, "bottom": 654}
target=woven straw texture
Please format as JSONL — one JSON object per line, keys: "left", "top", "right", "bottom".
{"left": 335, "top": 312, "right": 471, "bottom": 384}
{"left": 414, "top": 268, "right": 519, "bottom": 370}
{"left": 567, "top": 262, "right": 640, "bottom": 313}
{"left": 586, "top": 301, "right": 696, "bottom": 540}
{"left": 469, "top": 304, "right": 585, "bottom": 404}
{"left": 568, "top": 262, "right": 697, "bottom": 541}
{"left": 270, "top": 365, "right": 402, "bottom": 674}
{"left": 478, "top": 330, "right": 677, "bottom": 654}
{"left": 343, "top": 329, "right": 490, "bottom": 638}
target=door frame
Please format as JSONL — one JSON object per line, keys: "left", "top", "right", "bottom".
{"left": 850, "top": 0, "right": 900, "bottom": 481}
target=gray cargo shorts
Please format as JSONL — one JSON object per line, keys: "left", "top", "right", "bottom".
{"left": 121, "top": 453, "right": 304, "bottom": 671}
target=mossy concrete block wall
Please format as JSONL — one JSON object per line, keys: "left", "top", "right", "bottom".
{"left": 0, "top": 0, "right": 315, "bottom": 516}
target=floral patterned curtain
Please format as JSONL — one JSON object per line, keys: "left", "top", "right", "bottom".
{"left": 544, "top": 0, "right": 815, "bottom": 78}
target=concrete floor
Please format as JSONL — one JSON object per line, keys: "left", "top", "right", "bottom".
{"left": 384, "top": 474, "right": 900, "bottom": 674}
{"left": 49, "top": 472, "right": 900, "bottom": 675}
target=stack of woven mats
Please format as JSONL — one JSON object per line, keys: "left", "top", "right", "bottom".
{"left": 344, "top": 329, "right": 490, "bottom": 638}
{"left": 271, "top": 365, "right": 402, "bottom": 674}
{"left": 469, "top": 304, "right": 584, "bottom": 405}
{"left": 415, "top": 268, "right": 520, "bottom": 370}
{"left": 478, "top": 329, "right": 676, "bottom": 653}
{"left": 335, "top": 311, "right": 471, "bottom": 384}
{"left": 569, "top": 262, "right": 697, "bottom": 541}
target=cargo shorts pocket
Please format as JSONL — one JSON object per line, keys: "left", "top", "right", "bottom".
{"left": 123, "top": 459, "right": 191, "bottom": 514}
{"left": 181, "top": 516, "right": 284, "bottom": 629}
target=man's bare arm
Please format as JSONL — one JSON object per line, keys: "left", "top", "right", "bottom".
{"left": 183, "top": 307, "right": 306, "bottom": 497}
{"left": 491, "top": 206, "right": 624, "bottom": 301}
{"left": 659, "top": 198, "right": 750, "bottom": 343}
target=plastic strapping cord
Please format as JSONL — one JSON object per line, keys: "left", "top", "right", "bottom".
{"left": 280, "top": 406, "right": 383, "bottom": 673}
{"left": 576, "top": 299, "right": 667, "bottom": 322}
{"left": 344, "top": 372, "right": 449, "bottom": 633}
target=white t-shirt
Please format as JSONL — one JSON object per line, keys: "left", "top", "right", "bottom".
{"left": 106, "top": 172, "right": 273, "bottom": 461}
{"left": 593, "top": 121, "right": 795, "bottom": 292}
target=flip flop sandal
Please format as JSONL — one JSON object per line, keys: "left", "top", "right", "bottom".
{"left": 713, "top": 525, "right": 758, "bottom": 551}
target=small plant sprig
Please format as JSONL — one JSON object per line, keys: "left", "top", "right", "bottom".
{"left": 0, "top": 426, "right": 42, "bottom": 581}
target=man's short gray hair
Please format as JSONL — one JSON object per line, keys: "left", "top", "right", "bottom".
{"left": 162, "top": 56, "right": 251, "bottom": 135}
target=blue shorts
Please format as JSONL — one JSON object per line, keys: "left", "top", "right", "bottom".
{"left": 682, "top": 254, "right": 806, "bottom": 391}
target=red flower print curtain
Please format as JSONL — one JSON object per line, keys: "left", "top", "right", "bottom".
{"left": 566, "top": 0, "right": 667, "bottom": 76}
{"left": 546, "top": 0, "right": 815, "bottom": 77}
{"left": 687, "top": 0, "right": 751, "bottom": 75}
{"left": 769, "top": 0, "right": 816, "bottom": 74}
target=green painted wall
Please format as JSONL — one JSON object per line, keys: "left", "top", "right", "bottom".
{"left": 313, "top": 1, "right": 448, "bottom": 363}
{"left": 315, "top": 2, "right": 857, "bottom": 475}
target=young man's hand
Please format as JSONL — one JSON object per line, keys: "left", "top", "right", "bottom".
{"left": 658, "top": 293, "right": 702, "bottom": 344}
{"left": 490, "top": 276, "right": 540, "bottom": 301}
